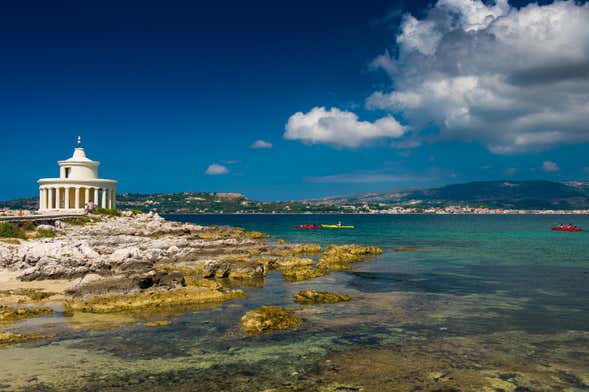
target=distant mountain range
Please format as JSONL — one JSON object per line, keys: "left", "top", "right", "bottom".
{"left": 2, "top": 181, "right": 589, "bottom": 212}
{"left": 312, "top": 180, "right": 589, "bottom": 210}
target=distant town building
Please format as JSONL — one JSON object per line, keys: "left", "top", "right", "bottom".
{"left": 38, "top": 137, "right": 117, "bottom": 212}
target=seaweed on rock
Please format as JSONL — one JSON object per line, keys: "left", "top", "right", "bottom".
{"left": 240, "top": 305, "right": 303, "bottom": 335}
{"left": 318, "top": 244, "right": 383, "bottom": 268}
{"left": 293, "top": 290, "right": 351, "bottom": 305}
{"left": 0, "top": 331, "right": 49, "bottom": 347}
{"left": 0, "top": 305, "right": 53, "bottom": 325}
{"left": 64, "top": 286, "right": 245, "bottom": 314}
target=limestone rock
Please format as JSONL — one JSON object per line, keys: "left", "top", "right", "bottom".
{"left": 201, "top": 260, "right": 265, "bottom": 279}
{"left": 36, "top": 224, "right": 57, "bottom": 232}
{"left": 109, "top": 246, "right": 141, "bottom": 262}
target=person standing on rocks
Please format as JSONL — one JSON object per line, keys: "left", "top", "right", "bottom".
{"left": 85, "top": 201, "right": 96, "bottom": 214}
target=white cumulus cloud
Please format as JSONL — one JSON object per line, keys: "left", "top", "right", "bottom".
{"left": 250, "top": 140, "right": 273, "bottom": 149}
{"left": 542, "top": 161, "right": 560, "bottom": 172}
{"left": 205, "top": 164, "right": 229, "bottom": 175}
{"left": 284, "top": 106, "right": 407, "bottom": 148}
{"left": 367, "top": 0, "right": 589, "bottom": 153}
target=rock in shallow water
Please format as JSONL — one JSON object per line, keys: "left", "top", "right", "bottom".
{"left": 318, "top": 245, "right": 383, "bottom": 268}
{"left": 144, "top": 319, "right": 172, "bottom": 327}
{"left": 240, "top": 306, "right": 303, "bottom": 335}
{"left": 293, "top": 290, "right": 351, "bottom": 305}
{"left": 64, "top": 286, "right": 245, "bottom": 314}
{"left": 0, "top": 331, "right": 49, "bottom": 347}
{"left": 0, "top": 305, "right": 53, "bottom": 325}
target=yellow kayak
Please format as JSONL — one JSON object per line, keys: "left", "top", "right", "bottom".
{"left": 321, "top": 224, "right": 355, "bottom": 229}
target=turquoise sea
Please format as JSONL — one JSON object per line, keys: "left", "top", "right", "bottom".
{"left": 2, "top": 214, "right": 589, "bottom": 391}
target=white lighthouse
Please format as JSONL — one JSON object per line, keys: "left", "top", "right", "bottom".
{"left": 38, "top": 137, "right": 117, "bottom": 212}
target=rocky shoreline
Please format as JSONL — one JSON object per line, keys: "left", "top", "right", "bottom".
{"left": 0, "top": 212, "right": 381, "bottom": 346}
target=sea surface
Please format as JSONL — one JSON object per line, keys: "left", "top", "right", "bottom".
{"left": 2, "top": 214, "right": 589, "bottom": 391}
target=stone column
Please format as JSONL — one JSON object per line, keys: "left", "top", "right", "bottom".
{"left": 75, "top": 187, "right": 80, "bottom": 210}
{"left": 107, "top": 188, "right": 112, "bottom": 209}
{"left": 85, "top": 188, "right": 90, "bottom": 208}
{"left": 112, "top": 189, "right": 117, "bottom": 209}
{"left": 39, "top": 188, "right": 44, "bottom": 210}
{"left": 65, "top": 187, "right": 71, "bottom": 210}
{"left": 101, "top": 188, "right": 107, "bottom": 208}
{"left": 56, "top": 187, "right": 61, "bottom": 210}
{"left": 48, "top": 188, "right": 53, "bottom": 210}
{"left": 94, "top": 188, "right": 99, "bottom": 205}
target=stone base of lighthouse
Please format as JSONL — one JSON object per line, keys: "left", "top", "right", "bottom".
{"left": 38, "top": 182, "right": 116, "bottom": 212}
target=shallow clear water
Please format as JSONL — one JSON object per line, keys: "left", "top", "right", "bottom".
{"left": 2, "top": 214, "right": 589, "bottom": 391}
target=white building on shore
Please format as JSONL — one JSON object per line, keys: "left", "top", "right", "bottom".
{"left": 38, "top": 138, "right": 117, "bottom": 212}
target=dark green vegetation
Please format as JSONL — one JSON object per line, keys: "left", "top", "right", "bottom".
{"left": 0, "top": 222, "right": 27, "bottom": 239}
{"left": 0, "top": 221, "right": 57, "bottom": 239}
{"left": 63, "top": 216, "right": 93, "bottom": 225}
{"left": 34, "top": 229, "right": 56, "bottom": 238}
{"left": 3, "top": 181, "right": 589, "bottom": 213}
{"left": 92, "top": 208, "right": 121, "bottom": 217}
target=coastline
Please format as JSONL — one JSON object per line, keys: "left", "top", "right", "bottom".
{"left": 0, "top": 211, "right": 380, "bottom": 346}
{"left": 160, "top": 210, "right": 589, "bottom": 215}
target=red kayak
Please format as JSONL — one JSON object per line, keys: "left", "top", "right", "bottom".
{"left": 551, "top": 227, "right": 582, "bottom": 232}
{"left": 294, "top": 224, "right": 322, "bottom": 229}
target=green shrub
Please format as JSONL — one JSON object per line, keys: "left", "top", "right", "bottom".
{"left": 92, "top": 208, "right": 121, "bottom": 217}
{"left": 0, "top": 222, "right": 27, "bottom": 239}
{"left": 63, "top": 216, "right": 92, "bottom": 225}
{"left": 20, "top": 221, "right": 36, "bottom": 232}
{"left": 35, "top": 229, "right": 56, "bottom": 238}
{"left": 130, "top": 209, "right": 143, "bottom": 215}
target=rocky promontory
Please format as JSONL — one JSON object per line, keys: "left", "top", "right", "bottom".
{"left": 0, "top": 211, "right": 383, "bottom": 343}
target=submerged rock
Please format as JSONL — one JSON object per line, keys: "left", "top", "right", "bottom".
{"left": 318, "top": 384, "right": 364, "bottom": 392}
{"left": 293, "top": 290, "right": 351, "bottom": 305}
{"left": 64, "top": 286, "right": 245, "bottom": 314}
{"left": 394, "top": 247, "right": 417, "bottom": 252}
{"left": 144, "top": 320, "right": 172, "bottom": 327}
{"left": 240, "top": 306, "right": 303, "bottom": 335}
{"left": 0, "top": 331, "right": 49, "bottom": 347}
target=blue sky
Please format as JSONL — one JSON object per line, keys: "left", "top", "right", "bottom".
{"left": 1, "top": 0, "right": 588, "bottom": 201}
